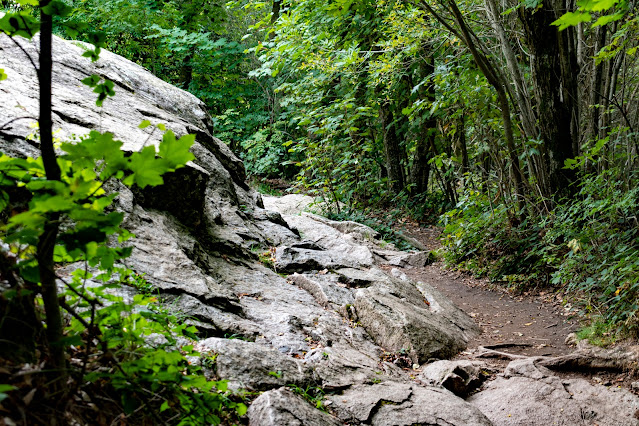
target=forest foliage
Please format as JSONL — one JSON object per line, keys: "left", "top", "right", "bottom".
{"left": 53, "top": 0, "right": 637, "bottom": 336}
{"left": 0, "top": 1, "right": 247, "bottom": 423}
{"left": 0, "top": 0, "right": 638, "bottom": 421}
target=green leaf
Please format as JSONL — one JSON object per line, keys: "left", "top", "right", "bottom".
{"left": 31, "top": 194, "right": 73, "bottom": 213}
{"left": 42, "top": 0, "right": 74, "bottom": 17}
{"left": 236, "top": 403, "right": 248, "bottom": 416}
{"left": 87, "top": 31, "right": 107, "bottom": 48}
{"left": 0, "top": 13, "right": 40, "bottom": 39}
{"left": 82, "top": 47, "right": 101, "bottom": 62}
{"left": 159, "top": 131, "right": 195, "bottom": 169}
{"left": 0, "top": 69, "right": 7, "bottom": 81}
{"left": 139, "top": 120, "right": 152, "bottom": 129}
{"left": 552, "top": 12, "right": 592, "bottom": 30}
{"left": 81, "top": 74, "right": 100, "bottom": 88}
{"left": 124, "top": 146, "right": 167, "bottom": 188}
{"left": 593, "top": 12, "right": 625, "bottom": 26}
{"left": 0, "top": 384, "right": 16, "bottom": 403}
{"left": 62, "top": 21, "right": 88, "bottom": 39}
{"left": 160, "top": 400, "right": 170, "bottom": 412}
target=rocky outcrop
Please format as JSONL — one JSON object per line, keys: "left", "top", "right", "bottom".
{"left": 266, "top": 195, "right": 480, "bottom": 364}
{"left": 468, "top": 358, "right": 639, "bottom": 426}
{"left": 419, "top": 360, "right": 492, "bottom": 397}
{"left": 327, "top": 381, "right": 492, "bottom": 425}
{"left": 14, "top": 32, "right": 635, "bottom": 426}
{"left": 196, "top": 338, "right": 310, "bottom": 391}
{"left": 247, "top": 388, "right": 341, "bottom": 426}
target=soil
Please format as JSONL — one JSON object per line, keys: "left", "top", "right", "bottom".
{"left": 403, "top": 263, "right": 578, "bottom": 358}
{"left": 396, "top": 223, "right": 639, "bottom": 391}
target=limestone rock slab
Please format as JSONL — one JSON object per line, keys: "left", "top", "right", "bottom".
{"left": 328, "top": 381, "right": 492, "bottom": 425}
{"left": 247, "top": 388, "right": 341, "bottom": 426}
{"left": 197, "top": 338, "right": 310, "bottom": 391}
{"left": 469, "top": 358, "right": 639, "bottom": 426}
{"left": 419, "top": 360, "right": 491, "bottom": 397}
{"left": 354, "top": 275, "right": 480, "bottom": 363}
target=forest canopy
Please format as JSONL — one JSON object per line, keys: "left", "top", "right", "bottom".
{"left": 51, "top": 0, "right": 637, "bottom": 337}
{"left": 0, "top": 0, "right": 638, "bottom": 421}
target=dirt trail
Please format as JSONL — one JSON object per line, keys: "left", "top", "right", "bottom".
{"left": 398, "top": 224, "right": 578, "bottom": 358}
{"left": 397, "top": 224, "right": 639, "bottom": 394}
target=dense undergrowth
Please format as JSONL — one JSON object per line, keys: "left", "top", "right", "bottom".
{"left": 257, "top": 160, "right": 639, "bottom": 340}
{"left": 440, "top": 169, "right": 639, "bottom": 337}
{"left": 0, "top": 272, "right": 247, "bottom": 425}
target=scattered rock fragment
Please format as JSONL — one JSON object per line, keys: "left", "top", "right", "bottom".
{"left": 419, "top": 359, "right": 492, "bottom": 397}
{"left": 247, "top": 387, "right": 341, "bottom": 426}
{"left": 469, "top": 358, "right": 639, "bottom": 426}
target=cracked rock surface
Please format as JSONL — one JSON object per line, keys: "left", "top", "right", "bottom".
{"left": 469, "top": 358, "right": 639, "bottom": 426}
{"left": 7, "top": 33, "right": 639, "bottom": 425}
{"left": 327, "top": 381, "right": 492, "bottom": 425}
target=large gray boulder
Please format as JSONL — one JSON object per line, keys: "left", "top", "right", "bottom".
{"left": 353, "top": 271, "right": 480, "bottom": 363}
{"left": 0, "top": 33, "right": 297, "bottom": 254}
{"left": 327, "top": 381, "right": 493, "bottom": 425}
{"left": 1, "top": 33, "right": 493, "bottom": 425}
{"left": 196, "top": 338, "right": 310, "bottom": 391}
{"left": 469, "top": 358, "right": 639, "bottom": 426}
{"left": 247, "top": 388, "right": 342, "bottom": 426}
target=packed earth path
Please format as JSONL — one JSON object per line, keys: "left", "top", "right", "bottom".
{"left": 397, "top": 222, "right": 639, "bottom": 389}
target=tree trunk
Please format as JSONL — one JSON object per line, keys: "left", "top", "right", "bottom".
{"left": 485, "top": 0, "right": 538, "bottom": 141}
{"left": 269, "top": 0, "right": 281, "bottom": 39}
{"left": 588, "top": 24, "right": 607, "bottom": 144}
{"left": 379, "top": 100, "right": 405, "bottom": 194}
{"left": 455, "top": 111, "right": 470, "bottom": 176}
{"left": 519, "top": 0, "right": 578, "bottom": 196}
{"left": 410, "top": 47, "right": 436, "bottom": 194}
{"left": 38, "top": 1, "right": 67, "bottom": 397}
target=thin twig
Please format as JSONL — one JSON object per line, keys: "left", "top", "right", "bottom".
{"left": 6, "top": 34, "right": 39, "bottom": 74}
{"left": 0, "top": 116, "right": 38, "bottom": 131}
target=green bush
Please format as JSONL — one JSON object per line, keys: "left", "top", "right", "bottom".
{"left": 439, "top": 170, "right": 639, "bottom": 335}
{"left": 67, "top": 270, "right": 247, "bottom": 424}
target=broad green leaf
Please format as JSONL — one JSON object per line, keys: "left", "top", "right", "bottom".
{"left": 124, "top": 146, "right": 167, "bottom": 188}
{"left": 593, "top": 12, "right": 625, "bottom": 26}
{"left": 81, "top": 75, "right": 100, "bottom": 88}
{"left": 236, "top": 403, "right": 248, "bottom": 416}
{"left": 30, "top": 194, "right": 73, "bottom": 213}
{"left": 0, "top": 13, "right": 40, "bottom": 39}
{"left": 552, "top": 12, "right": 592, "bottom": 30}
{"left": 159, "top": 131, "right": 195, "bottom": 168}
{"left": 139, "top": 120, "right": 152, "bottom": 129}
{"left": 42, "top": 0, "right": 74, "bottom": 17}
{"left": 87, "top": 31, "right": 107, "bottom": 48}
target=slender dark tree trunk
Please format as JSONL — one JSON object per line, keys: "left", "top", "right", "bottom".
{"left": 420, "top": 0, "right": 526, "bottom": 213}
{"left": 455, "top": 111, "right": 470, "bottom": 176}
{"left": 519, "top": 0, "right": 578, "bottom": 196}
{"left": 587, "top": 25, "right": 606, "bottom": 145}
{"left": 271, "top": 0, "right": 281, "bottom": 24}
{"left": 38, "top": 1, "right": 67, "bottom": 396}
{"left": 269, "top": 0, "right": 282, "bottom": 40}
{"left": 379, "top": 100, "right": 405, "bottom": 194}
{"left": 411, "top": 46, "right": 436, "bottom": 194}
{"left": 485, "top": 0, "right": 538, "bottom": 141}
{"left": 178, "top": 52, "right": 193, "bottom": 89}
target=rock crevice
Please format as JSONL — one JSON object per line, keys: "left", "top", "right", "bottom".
{"left": 4, "top": 33, "right": 639, "bottom": 426}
